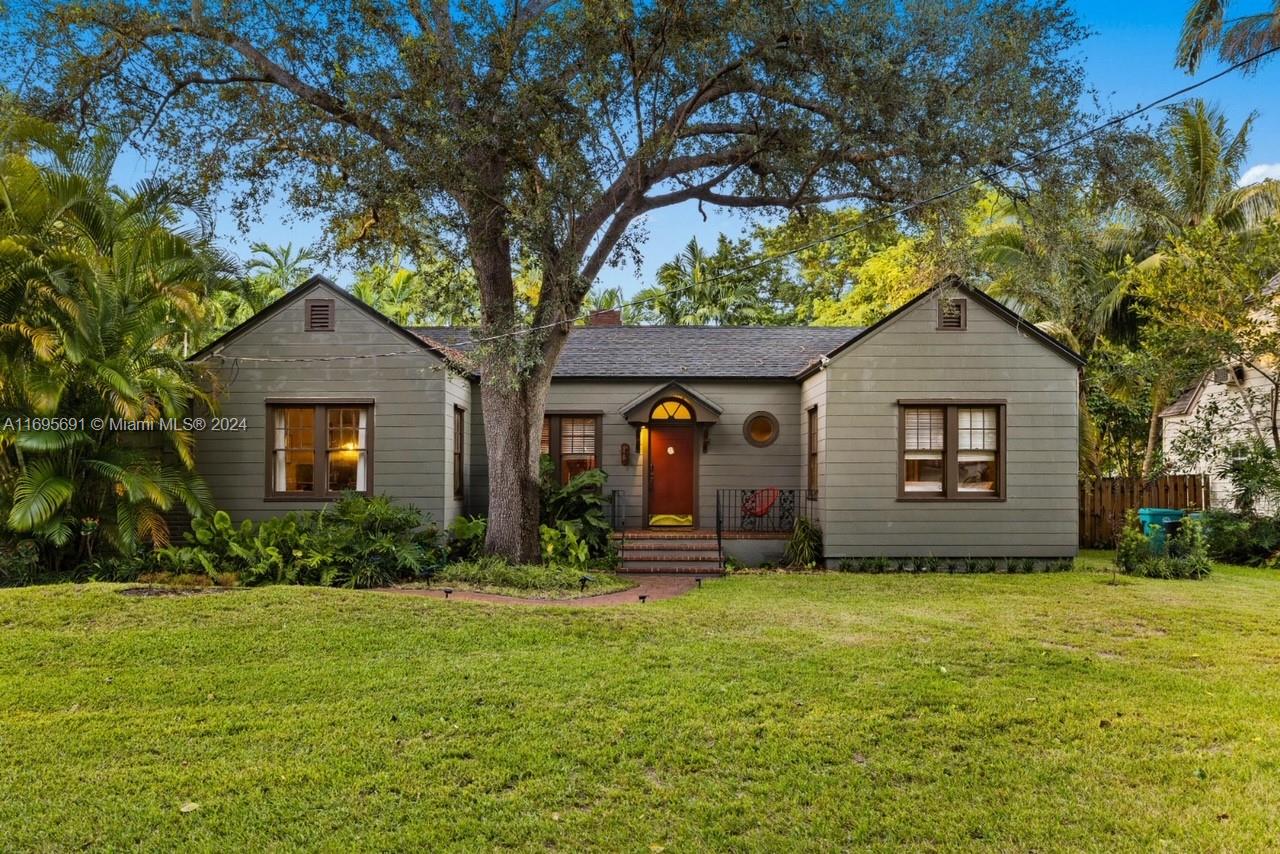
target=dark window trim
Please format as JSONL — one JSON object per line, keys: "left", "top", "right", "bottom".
{"left": 542, "top": 412, "right": 604, "bottom": 485}
{"left": 743, "top": 410, "right": 780, "bottom": 448}
{"left": 897, "top": 399, "right": 1005, "bottom": 502}
{"left": 807, "top": 404, "right": 819, "bottom": 499}
{"left": 937, "top": 298, "right": 966, "bottom": 331}
{"left": 305, "top": 298, "right": 336, "bottom": 332}
{"left": 453, "top": 405, "right": 466, "bottom": 501}
{"left": 265, "top": 401, "right": 375, "bottom": 501}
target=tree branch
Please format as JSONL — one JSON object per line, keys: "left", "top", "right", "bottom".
{"left": 123, "top": 17, "right": 406, "bottom": 155}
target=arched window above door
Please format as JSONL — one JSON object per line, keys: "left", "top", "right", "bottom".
{"left": 650, "top": 399, "right": 693, "bottom": 421}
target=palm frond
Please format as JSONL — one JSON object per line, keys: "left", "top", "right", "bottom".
{"left": 7, "top": 458, "right": 73, "bottom": 532}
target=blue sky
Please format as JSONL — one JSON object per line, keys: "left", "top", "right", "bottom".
{"left": 113, "top": 1, "right": 1280, "bottom": 294}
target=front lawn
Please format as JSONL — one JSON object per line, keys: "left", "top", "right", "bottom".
{"left": 3, "top": 552, "right": 1279, "bottom": 850}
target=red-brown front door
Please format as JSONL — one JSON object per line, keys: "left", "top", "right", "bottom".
{"left": 648, "top": 424, "right": 695, "bottom": 525}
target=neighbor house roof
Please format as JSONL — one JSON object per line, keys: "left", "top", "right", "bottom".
{"left": 1159, "top": 381, "right": 1205, "bottom": 418}
{"left": 408, "top": 325, "right": 865, "bottom": 379}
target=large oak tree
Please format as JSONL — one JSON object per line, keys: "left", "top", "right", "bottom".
{"left": 5, "top": 0, "right": 1088, "bottom": 560}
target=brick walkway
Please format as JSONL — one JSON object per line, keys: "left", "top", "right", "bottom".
{"left": 378, "top": 573, "right": 704, "bottom": 607}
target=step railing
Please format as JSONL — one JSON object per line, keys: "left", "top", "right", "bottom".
{"left": 608, "top": 489, "right": 625, "bottom": 566}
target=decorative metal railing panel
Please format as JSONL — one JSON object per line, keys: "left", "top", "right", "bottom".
{"left": 715, "top": 488, "right": 817, "bottom": 534}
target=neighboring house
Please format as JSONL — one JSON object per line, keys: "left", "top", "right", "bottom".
{"left": 1159, "top": 272, "right": 1280, "bottom": 511}
{"left": 189, "top": 275, "right": 1082, "bottom": 565}
{"left": 1160, "top": 362, "right": 1279, "bottom": 510}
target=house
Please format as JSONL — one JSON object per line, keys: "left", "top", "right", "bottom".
{"left": 1159, "top": 272, "right": 1280, "bottom": 511}
{"left": 1160, "top": 362, "right": 1278, "bottom": 511}
{"left": 189, "top": 275, "right": 1082, "bottom": 566}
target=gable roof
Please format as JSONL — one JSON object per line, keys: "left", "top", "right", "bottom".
{"left": 187, "top": 275, "right": 451, "bottom": 364}
{"left": 409, "top": 325, "right": 864, "bottom": 379}
{"left": 797, "top": 279, "right": 1084, "bottom": 377}
{"left": 1159, "top": 380, "right": 1205, "bottom": 418}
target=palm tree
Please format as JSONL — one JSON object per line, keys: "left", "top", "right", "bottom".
{"left": 1178, "top": 1, "right": 1280, "bottom": 73}
{"left": 352, "top": 262, "right": 426, "bottom": 325}
{"left": 0, "top": 118, "right": 220, "bottom": 562}
{"left": 1144, "top": 100, "right": 1280, "bottom": 237}
{"left": 208, "top": 241, "right": 317, "bottom": 335}
{"left": 635, "top": 238, "right": 771, "bottom": 326}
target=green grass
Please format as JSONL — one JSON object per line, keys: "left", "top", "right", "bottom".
{"left": 410, "top": 557, "right": 633, "bottom": 598}
{"left": 2, "top": 550, "right": 1279, "bottom": 850}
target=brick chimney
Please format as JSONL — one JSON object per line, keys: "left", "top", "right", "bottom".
{"left": 587, "top": 309, "right": 622, "bottom": 327}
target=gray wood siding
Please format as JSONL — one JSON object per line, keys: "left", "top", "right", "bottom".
{"left": 194, "top": 282, "right": 449, "bottom": 524}
{"left": 543, "top": 380, "right": 803, "bottom": 528}
{"left": 800, "top": 370, "right": 827, "bottom": 525}
{"left": 443, "top": 373, "right": 471, "bottom": 526}
{"left": 467, "top": 385, "right": 489, "bottom": 517}
{"left": 821, "top": 292, "right": 1079, "bottom": 558}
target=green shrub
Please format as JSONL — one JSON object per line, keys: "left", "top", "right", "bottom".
{"left": 540, "top": 464, "right": 613, "bottom": 557}
{"left": 446, "top": 515, "right": 487, "bottom": 561}
{"left": 1201, "top": 509, "right": 1280, "bottom": 565}
{"left": 155, "top": 494, "right": 438, "bottom": 589}
{"left": 540, "top": 521, "right": 591, "bottom": 572}
{"left": 919, "top": 555, "right": 940, "bottom": 573}
{"left": 1115, "top": 510, "right": 1150, "bottom": 574}
{"left": 435, "top": 556, "right": 615, "bottom": 593}
{"left": 1116, "top": 510, "right": 1211, "bottom": 580}
{"left": 836, "top": 558, "right": 859, "bottom": 572}
{"left": 973, "top": 558, "right": 997, "bottom": 573}
{"left": 783, "top": 517, "right": 823, "bottom": 569}
{"left": 0, "top": 539, "right": 42, "bottom": 587}
{"left": 1166, "top": 516, "right": 1211, "bottom": 579}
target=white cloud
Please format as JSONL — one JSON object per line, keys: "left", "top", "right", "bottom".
{"left": 1239, "top": 163, "right": 1280, "bottom": 186}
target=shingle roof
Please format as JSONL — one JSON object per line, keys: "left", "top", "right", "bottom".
{"left": 1159, "top": 381, "right": 1203, "bottom": 418}
{"left": 408, "top": 325, "right": 865, "bottom": 379}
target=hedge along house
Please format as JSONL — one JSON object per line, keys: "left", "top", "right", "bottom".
{"left": 189, "top": 275, "right": 1082, "bottom": 568}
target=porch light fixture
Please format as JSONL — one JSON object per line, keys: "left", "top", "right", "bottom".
{"left": 621, "top": 443, "right": 631, "bottom": 466}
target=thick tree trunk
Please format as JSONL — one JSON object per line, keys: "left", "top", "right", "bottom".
{"left": 1140, "top": 391, "right": 1164, "bottom": 479}
{"left": 479, "top": 377, "right": 547, "bottom": 563}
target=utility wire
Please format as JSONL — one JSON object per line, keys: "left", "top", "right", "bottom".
{"left": 209, "top": 43, "right": 1280, "bottom": 362}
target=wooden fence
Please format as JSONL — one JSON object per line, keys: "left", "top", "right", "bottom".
{"left": 1078, "top": 474, "right": 1210, "bottom": 548}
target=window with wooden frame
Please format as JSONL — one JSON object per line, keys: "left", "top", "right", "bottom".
{"left": 305, "top": 299, "right": 335, "bottom": 331}
{"left": 267, "top": 401, "right": 372, "bottom": 499}
{"left": 806, "top": 405, "right": 819, "bottom": 499}
{"left": 453, "top": 406, "right": 465, "bottom": 500}
{"left": 937, "top": 298, "right": 966, "bottom": 330}
{"left": 540, "top": 414, "right": 602, "bottom": 483}
{"left": 899, "top": 401, "right": 1004, "bottom": 500}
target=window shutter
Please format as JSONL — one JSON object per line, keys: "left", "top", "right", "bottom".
{"left": 305, "top": 299, "right": 335, "bottom": 331}
{"left": 938, "top": 299, "right": 965, "bottom": 330}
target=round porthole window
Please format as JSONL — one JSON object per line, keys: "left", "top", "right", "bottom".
{"left": 744, "top": 411, "right": 780, "bottom": 448}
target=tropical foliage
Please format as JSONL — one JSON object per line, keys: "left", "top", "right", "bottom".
{"left": 0, "top": 115, "right": 227, "bottom": 567}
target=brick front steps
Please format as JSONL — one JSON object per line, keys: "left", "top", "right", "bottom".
{"left": 612, "top": 529, "right": 723, "bottom": 574}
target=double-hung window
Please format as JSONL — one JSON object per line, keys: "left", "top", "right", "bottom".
{"left": 268, "top": 401, "right": 372, "bottom": 498}
{"left": 540, "top": 414, "right": 602, "bottom": 483}
{"left": 899, "top": 401, "right": 1004, "bottom": 500}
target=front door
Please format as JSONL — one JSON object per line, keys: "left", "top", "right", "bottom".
{"left": 649, "top": 423, "right": 696, "bottom": 526}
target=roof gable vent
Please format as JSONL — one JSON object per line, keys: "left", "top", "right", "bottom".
{"left": 305, "top": 299, "right": 335, "bottom": 332}
{"left": 938, "top": 298, "right": 966, "bottom": 330}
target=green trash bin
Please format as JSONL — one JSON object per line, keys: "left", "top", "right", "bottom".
{"left": 1137, "top": 507, "right": 1185, "bottom": 554}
